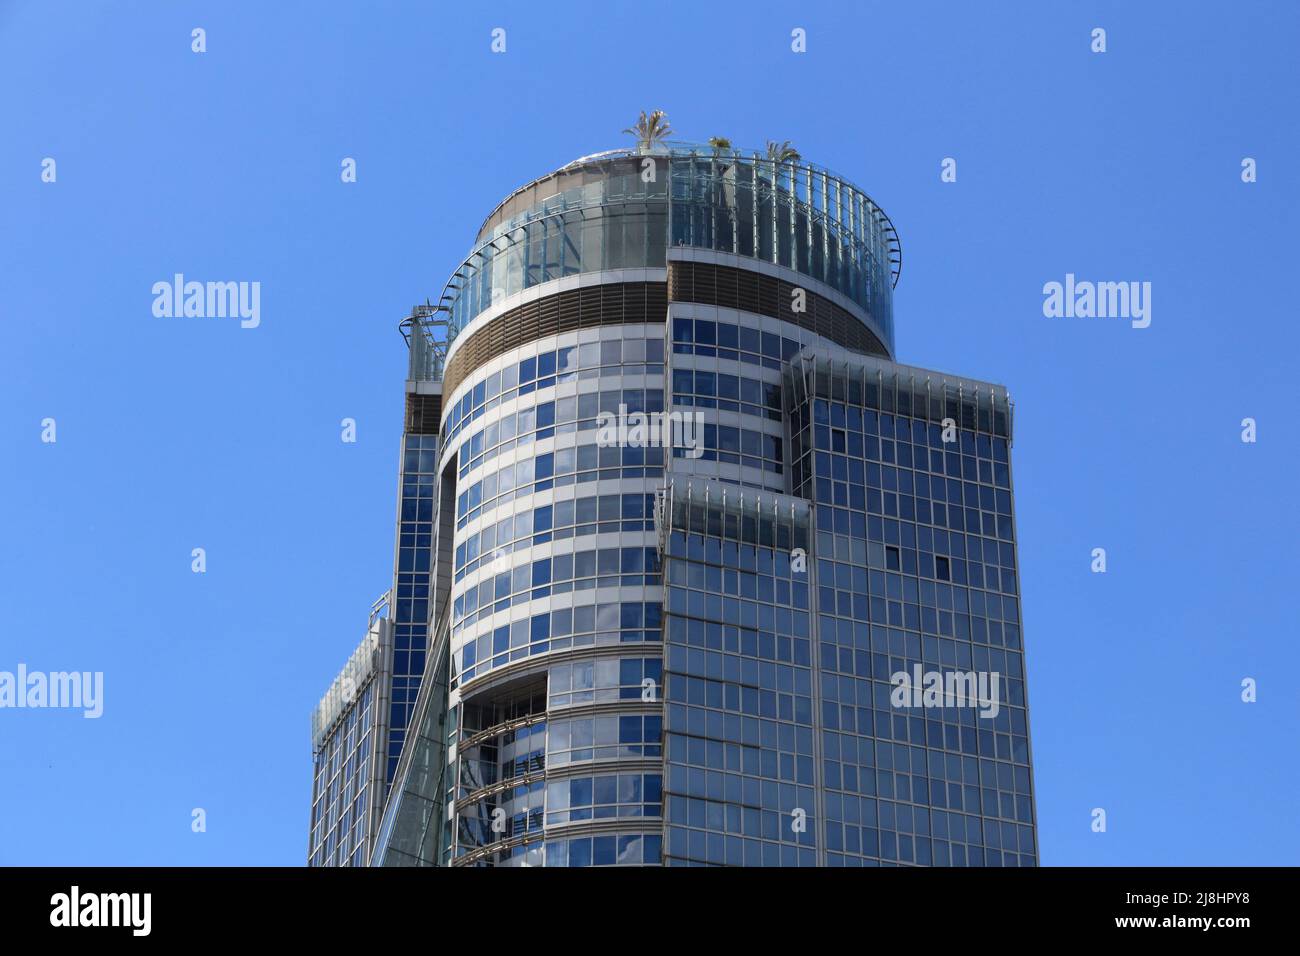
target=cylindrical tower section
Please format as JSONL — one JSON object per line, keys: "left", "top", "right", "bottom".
{"left": 429, "top": 144, "right": 900, "bottom": 867}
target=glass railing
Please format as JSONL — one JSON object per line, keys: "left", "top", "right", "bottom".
{"left": 424, "top": 143, "right": 900, "bottom": 366}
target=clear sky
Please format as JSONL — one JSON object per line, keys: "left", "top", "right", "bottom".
{"left": 2, "top": 1, "right": 1297, "bottom": 866}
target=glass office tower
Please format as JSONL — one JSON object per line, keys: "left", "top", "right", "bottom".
{"left": 308, "top": 601, "right": 391, "bottom": 867}
{"left": 322, "top": 141, "right": 1036, "bottom": 867}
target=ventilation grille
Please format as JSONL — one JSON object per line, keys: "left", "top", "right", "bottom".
{"left": 441, "top": 282, "right": 668, "bottom": 396}
{"left": 668, "top": 260, "right": 889, "bottom": 358}
{"left": 405, "top": 393, "right": 443, "bottom": 436}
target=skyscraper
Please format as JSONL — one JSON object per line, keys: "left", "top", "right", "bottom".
{"left": 316, "top": 134, "right": 1038, "bottom": 867}
{"left": 308, "top": 596, "right": 390, "bottom": 867}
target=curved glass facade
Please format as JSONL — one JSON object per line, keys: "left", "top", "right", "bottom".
{"left": 667, "top": 148, "right": 897, "bottom": 348}
{"left": 353, "top": 143, "right": 1036, "bottom": 870}
{"left": 437, "top": 145, "right": 898, "bottom": 356}
{"left": 439, "top": 324, "right": 667, "bottom": 866}
{"left": 440, "top": 159, "right": 668, "bottom": 339}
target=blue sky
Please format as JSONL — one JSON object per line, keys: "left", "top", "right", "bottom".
{"left": 2, "top": 1, "right": 1297, "bottom": 866}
